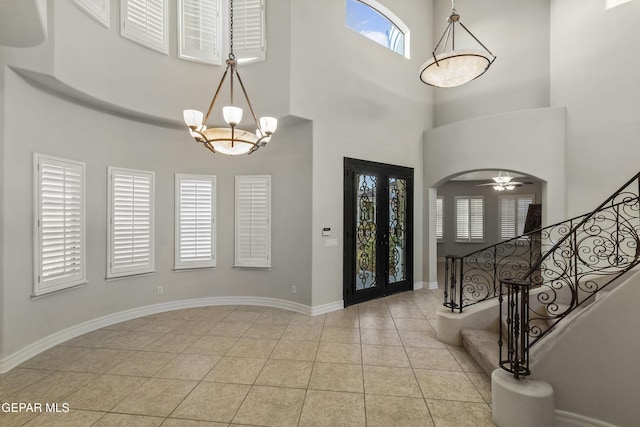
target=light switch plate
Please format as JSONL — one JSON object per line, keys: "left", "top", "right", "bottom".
{"left": 324, "top": 238, "right": 338, "bottom": 247}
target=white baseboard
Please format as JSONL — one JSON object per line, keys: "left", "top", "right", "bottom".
{"left": 413, "top": 281, "right": 425, "bottom": 290}
{"left": 556, "top": 410, "right": 619, "bottom": 427}
{"left": 0, "top": 296, "right": 343, "bottom": 374}
{"left": 428, "top": 281, "right": 439, "bottom": 290}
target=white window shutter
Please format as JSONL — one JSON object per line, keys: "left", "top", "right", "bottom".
{"left": 436, "top": 197, "right": 444, "bottom": 240}
{"left": 500, "top": 194, "right": 534, "bottom": 240}
{"left": 469, "top": 197, "right": 484, "bottom": 241}
{"left": 175, "top": 174, "right": 216, "bottom": 269}
{"left": 517, "top": 195, "right": 534, "bottom": 236}
{"left": 235, "top": 175, "right": 271, "bottom": 268}
{"left": 108, "top": 167, "right": 155, "bottom": 277}
{"left": 455, "top": 198, "right": 470, "bottom": 241}
{"left": 34, "top": 154, "right": 86, "bottom": 296}
{"left": 121, "top": 0, "right": 168, "bottom": 54}
{"left": 179, "top": 0, "right": 221, "bottom": 64}
{"left": 232, "top": 0, "right": 265, "bottom": 63}
{"left": 72, "top": 0, "right": 110, "bottom": 27}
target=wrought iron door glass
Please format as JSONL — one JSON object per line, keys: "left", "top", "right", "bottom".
{"left": 356, "top": 174, "right": 377, "bottom": 290}
{"left": 389, "top": 178, "right": 407, "bottom": 283}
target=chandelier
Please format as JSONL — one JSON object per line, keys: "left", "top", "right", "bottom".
{"left": 491, "top": 172, "right": 515, "bottom": 191}
{"left": 182, "top": 0, "right": 277, "bottom": 156}
{"left": 419, "top": 1, "right": 496, "bottom": 88}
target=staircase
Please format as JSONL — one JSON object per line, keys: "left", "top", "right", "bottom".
{"left": 439, "top": 172, "right": 640, "bottom": 378}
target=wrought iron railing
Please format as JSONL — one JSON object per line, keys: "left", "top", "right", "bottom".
{"left": 499, "top": 172, "right": 640, "bottom": 378}
{"left": 444, "top": 211, "right": 592, "bottom": 312}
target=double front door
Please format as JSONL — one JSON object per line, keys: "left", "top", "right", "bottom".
{"left": 343, "top": 158, "right": 414, "bottom": 306}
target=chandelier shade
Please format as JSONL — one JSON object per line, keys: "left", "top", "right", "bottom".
{"left": 419, "top": 3, "right": 496, "bottom": 88}
{"left": 182, "top": 0, "right": 277, "bottom": 156}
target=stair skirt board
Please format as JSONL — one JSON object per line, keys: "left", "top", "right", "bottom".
{"left": 555, "top": 410, "right": 620, "bottom": 427}
{"left": 0, "top": 296, "right": 344, "bottom": 374}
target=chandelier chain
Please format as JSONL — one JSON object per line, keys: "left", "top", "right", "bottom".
{"left": 229, "top": 0, "right": 234, "bottom": 57}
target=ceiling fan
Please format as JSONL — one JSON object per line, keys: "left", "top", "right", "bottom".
{"left": 476, "top": 171, "right": 533, "bottom": 191}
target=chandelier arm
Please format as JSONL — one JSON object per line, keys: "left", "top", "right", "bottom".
{"left": 203, "top": 63, "right": 232, "bottom": 124}
{"left": 233, "top": 69, "right": 262, "bottom": 129}
{"left": 458, "top": 21, "right": 496, "bottom": 58}
{"left": 203, "top": 141, "right": 217, "bottom": 154}
{"left": 432, "top": 21, "right": 453, "bottom": 57}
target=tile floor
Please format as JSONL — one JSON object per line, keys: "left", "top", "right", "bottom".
{"left": 0, "top": 287, "right": 495, "bottom": 426}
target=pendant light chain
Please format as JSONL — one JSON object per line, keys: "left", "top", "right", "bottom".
{"left": 229, "top": 0, "right": 235, "bottom": 59}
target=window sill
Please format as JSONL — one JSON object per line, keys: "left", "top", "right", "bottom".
{"left": 106, "top": 271, "right": 156, "bottom": 281}
{"left": 173, "top": 266, "right": 216, "bottom": 272}
{"left": 32, "top": 281, "right": 87, "bottom": 300}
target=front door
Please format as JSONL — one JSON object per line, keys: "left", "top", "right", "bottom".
{"left": 343, "top": 158, "right": 414, "bottom": 306}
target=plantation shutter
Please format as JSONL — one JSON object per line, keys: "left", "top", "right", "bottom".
{"left": 72, "top": 0, "right": 110, "bottom": 27}
{"left": 108, "top": 167, "right": 155, "bottom": 277}
{"left": 436, "top": 197, "right": 444, "bottom": 240}
{"left": 235, "top": 175, "right": 271, "bottom": 267}
{"left": 232, "top": 0, "right": 265, "bottom": 62}
{"left": 455, "top": 196, "right": 484, "bottom": 242}
{"left": 34, "top": 154, "right": 86, "bottom": 296}
{"left": 500, "top": 194, "right": 534, "bottom": 240}
{"left": 175, "top": 175, "right": 216, "bottom": 269}
{"left": 179, "top": 0, "right": 221, "bottom": 64}
{"left": 121, "top": 0, "right": 168, "bottom": 53}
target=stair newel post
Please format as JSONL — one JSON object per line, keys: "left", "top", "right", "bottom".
{"left": 499, "top": 278, "right": 532, "bottom": 379}
{"left": 444, "top": 255, "right": 460, "bottom": 312}
{"left": 493, "top": 246, "right": 498, "bottom": 298}
{"left": 458, "top": 256, "right": 464, "bottom": 313}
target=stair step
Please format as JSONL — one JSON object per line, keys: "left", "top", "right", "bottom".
{"left": 460, "top": 329, "right": 501, "bottom": 376}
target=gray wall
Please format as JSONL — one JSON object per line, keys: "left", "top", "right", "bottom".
{"left": 436, "top": 180, "right": 542, "bottom": 258}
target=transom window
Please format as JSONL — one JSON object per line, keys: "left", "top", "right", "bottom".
{"left": 346, "top": 0, "right": 410, "bottom": 58}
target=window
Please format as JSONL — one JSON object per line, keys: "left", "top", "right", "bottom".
{"left": 455, "top": 196, "right": 484, "bottom": 242}
{"left": 606, "top": 0, "right": 633, "bottom": 9}
{"left": 346, "top": 0, "right": 410, "bottom": 58}
{"left": 108, "top": 167, "right": 155, "bottom": 278}
{"left": 179, "top": 0, "right": 221, "bottom": 64}
{"left": 33, "top": 154, "right": 86, "bottom": 296}
{"left": 499, "top": 194, "right": 535, "bottom": 240}
{"left": 436, "top": 196, "right": 444, "bottom": 241}
{"left": 235, "top": 175, "right": 271, "bottom": 268}
{"left": 175, "top": 174, "right": 216, "bottom": 269}
{"left": 121, "top": 0, "right": 168, "bottom": 54}
{"left": 72, "top": 0, "right": 110, "bottom": 27}
{"left": 178, "top": 0, "right": 265, "bottom": 64}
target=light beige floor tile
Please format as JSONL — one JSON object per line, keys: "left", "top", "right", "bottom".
{"left": 398, "top": 330, "right": 446, "bottom": 348}
{"left": 154, "top": 354, "right": 220, "bottom": 381}
{"left": 224, "top": 311, "right": 261, "bottom": 323}
{"left": 414, "top": 369, "right": 485, "bottom": 402}
{"left": 134, "top": 319, "right": 186, "bottom": 334}
{"left": 61, "top": 329, "right": 122, "bottom": 348}
{"left": 18, "top": 346, "right": 80, "bottom": 370}
{"left": 112, "top": 378, "right": 197, "bottom": 417}
{"left": 207, "top": 321, "right": 253, "bottom": 337}
{"left": 405, "top": 347, "right": 462, "bottom": 371}
{"left": 389, "top": 308, "right": 425, "bottom": 319}
{"left": 232, "top": 385, "right": 305, "bottom": 427}
{"left": 281, "top": 325, "right": 323, "bottom": 341}
{"left": 103, "top": 332, "right": 164, "bottom": 350}
{"left": 242, "top": 323, "right": 287, "bottom": 339}
{"left": 107, "top": 351, "right": 176, "bottom": 377}
{"left": 255, "top": 311, "right": 295, "bottom": 325}
{"left": 426, "top": 400, "right": 495, "bottom": 427}
{"left": 226, "top": 338, "right": 278, "bottom": 358}
{"left": 393, "top": 317, "right": 436, "bottom": 332}
{"left": 203, "top": 357, "right": 267, "bottom": 384}
{"left": 298, "top": 389, "right": 366, "bottom": 427}
{"left": 358, "top": 316, "right": 396, "bottom": 330}
{"left": 360, "top": 328, "right": 402, "bottom": 346}
{"left": 60, "top": 348, "right": 137, "bottom": 374}
{"left": 184, "top": 335, "right": 238, "bottom": 356}
{"left": 66, "top": 374, "right": 146, "bottom": 411}
{"left": 92, "top": 413, "right": 164, "bottom": 426}
{"left": 0, "top": 411, "right": 40, "bottom": 427}
{"left": 315, "top": 342, "right": 362, "bottom": 364}
{"left": 8, "top": 371, "right": 97, "bottom": 403}
{"left": 161, "top": 419, "right": 227, "bottom": 427}
{"left": 358, "top": 306, "right": 392, "bottom": 319}
{"left": 0, "top": 368, "right": 52, "bottom": 399}
{"left": 365, "top": 394, "right": 434, "bottom": 427}
{"left": 363, "top": 365, "right": 422, "bottom": 398}
{"left": 289, "top": 313, "right": 326, "bottom": 326}
{"left": 449, "top": 347, "right": 484, "bottom": 373}
{"left": 102, "top": 318, "right": 150, "bottom": 332}
{"left": 308, "top": 362, "right": 363, "bottom": 393}
{"left": 323, "top": 315, "right": 360, "bottom": 328}
{"left": 270, "top": 340, "right": 318, "bottom": 361}
{"left": 255, "top": 359, "right": 313, "bottom": 388}
{"left": 320, "top": 327, "right": 360, "bottom": 344}
{"left": 143, "top": 333, "right": 200, "bottom": 353}
{"left": 171, "top": 382, "right": 250, "bottom": 423}
{"left": 23, "top": 409, "right": 104, "bottom": 426}
{"left": 467, "top": 372, "right": 492, "bottom": 403}
{"left": 361, "top": 344, "right": 410, "bottom": 368}
{"left": 169, "top": 320, "right": 217, "bottom": 335}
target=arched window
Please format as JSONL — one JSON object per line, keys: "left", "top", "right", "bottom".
{"left": 346, "top": 0, "right": 410, "bottom": 58}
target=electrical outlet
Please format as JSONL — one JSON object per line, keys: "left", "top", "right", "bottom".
{"left": 291, "top": 285, "right": 296, "bottom": 294}
{"left": 157, "top": 286, "right": 163, "bottom": 295}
